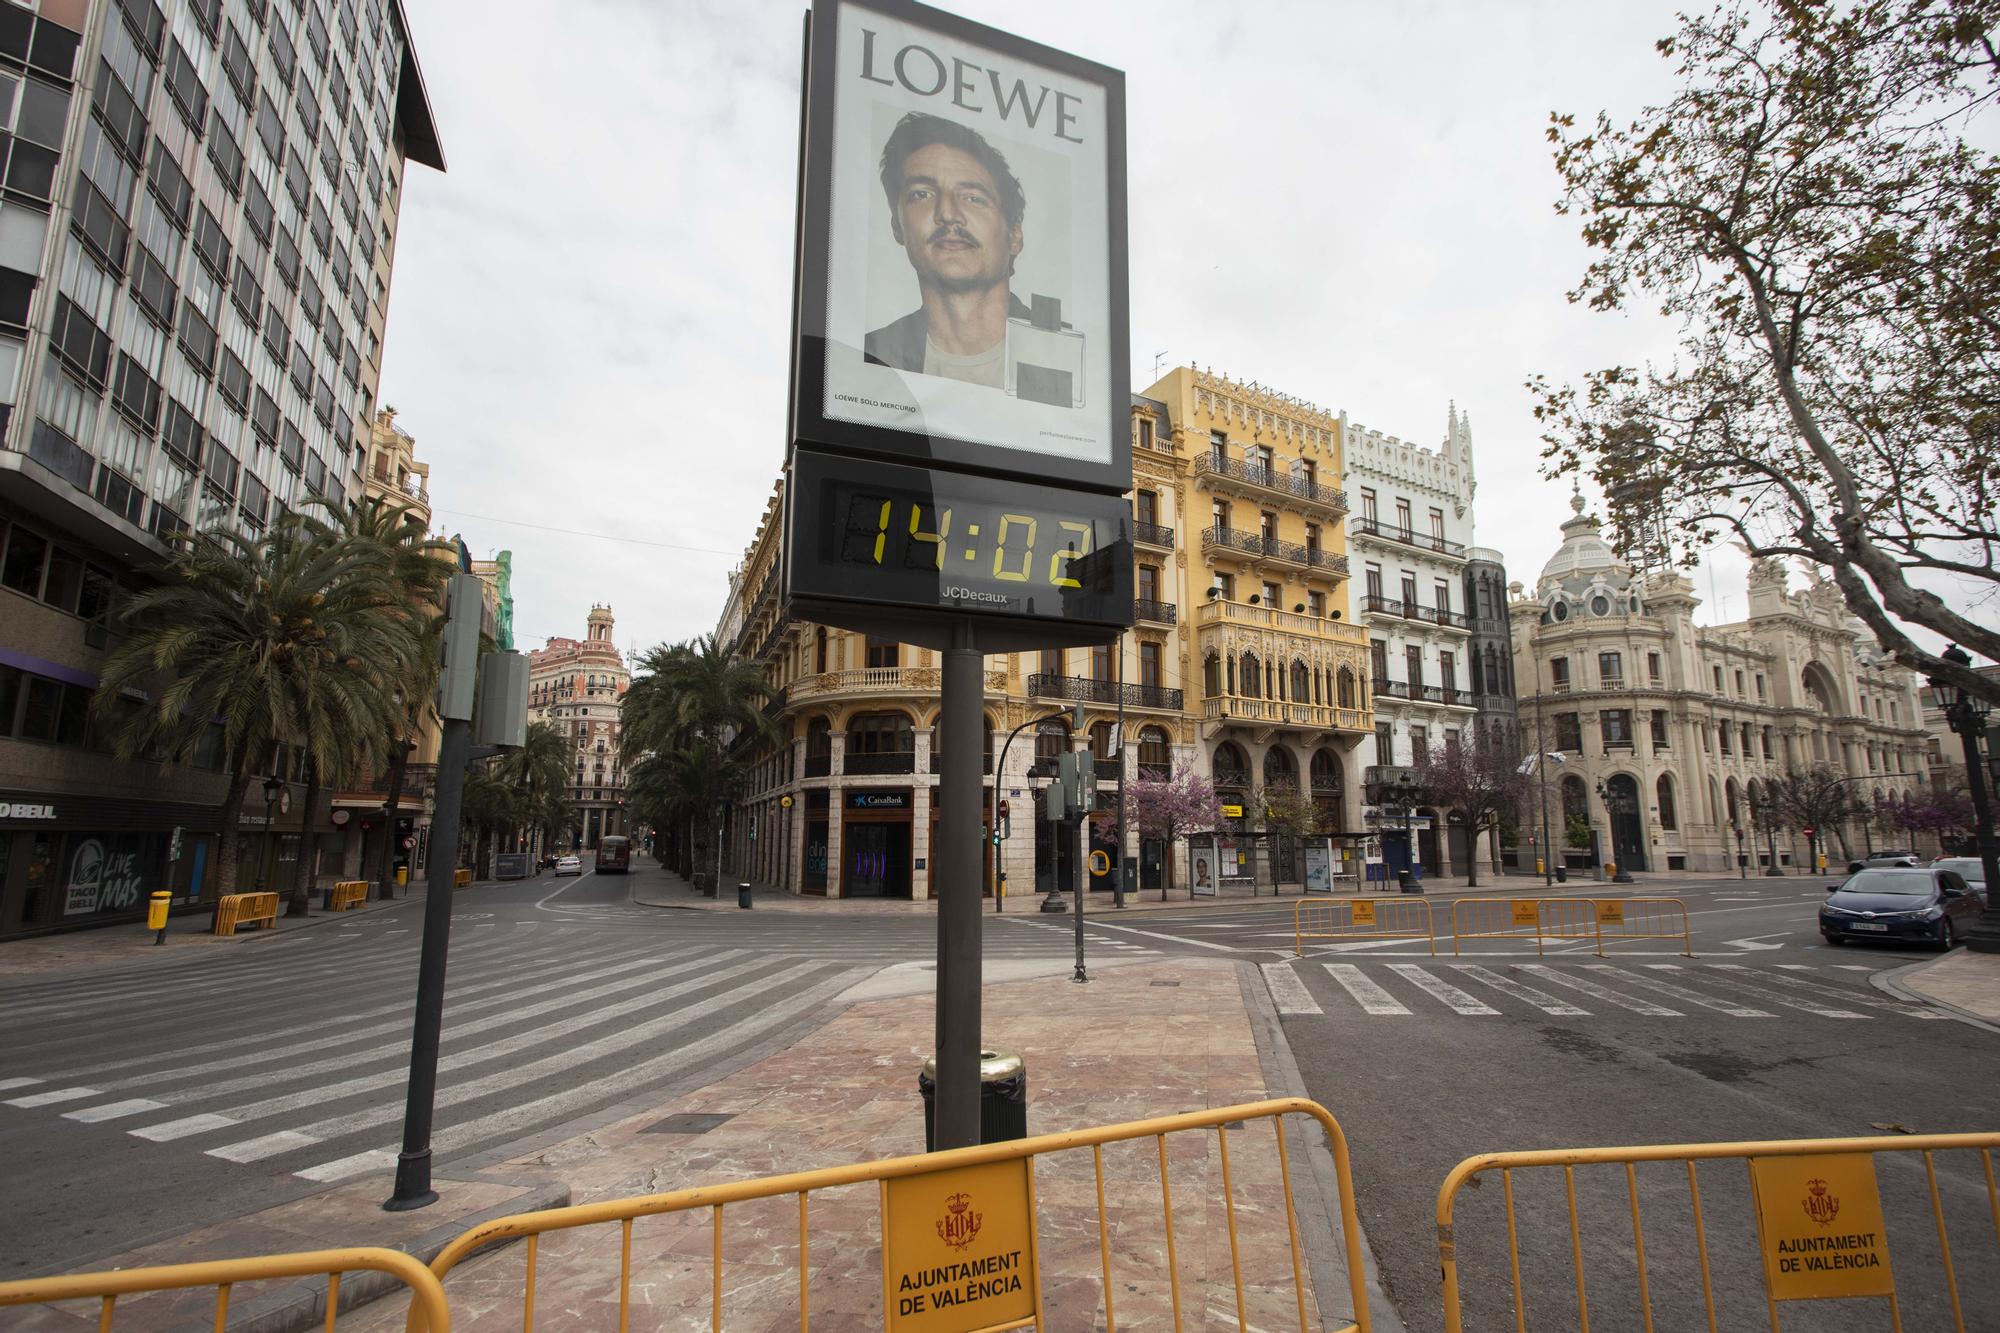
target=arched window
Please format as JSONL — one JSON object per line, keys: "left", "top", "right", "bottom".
{"left": 1263, "top": 746, "right": 1298, "bottom": 790}
{"left": 1213, "top": 741, "right": 1249, "bottom": 788}
{"left": 1310, "top": 748, "right": 1343, "bottom": 795}
{"left": 1561, "top": 774, "right": 1588, "bottom": 822}
{"left": 848, "top": 711, "right": 913, "bottom": 757}
{"left": 1725, "top": 777, "right": 1742, "bottom": 827}
{"left": 1034, "top": 718, "right": 1070, "bottom": 765}
{"left": 1089, "top": 720, "right": 1118, "bottom": 762}
{"left": 1203, "top": 653, "right": 1222, "bottom": 698}
{"left": 1337, "top": 667, "right": 1358, "bottom": 709}
{"left": 1139, "top": 726, "right": 1170, "bottom": 775}
{"left": 1801, "top": 664, "right": 1839, "bottom": 714}
{"left": 1241, "top": 653, "right": 1262, "bottom": 697}
{"left": 1291, "top": 659, "right": 1310, "bottom": 701}
{"left": 1656, "top": 775, "right": 1678, "bottom": 831}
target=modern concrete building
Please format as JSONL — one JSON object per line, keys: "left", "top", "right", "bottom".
{"left": 1509, "top": 494, "right": 1931, "bottom": 874}
{"left": 0, "top": 0, "right": 440, "bottom": 936}
{"left": 718, "top": 367, "right": 1376, "bottom": 900}
{"left": 528, "top": 605, "right": 629, "bottom": 851}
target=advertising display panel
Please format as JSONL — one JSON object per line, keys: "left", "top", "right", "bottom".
{"left": 793, "top": 0, "right": 1129, "bottom": 494}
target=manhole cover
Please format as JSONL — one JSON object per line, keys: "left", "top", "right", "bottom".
{"left": 642, "top": 1113, "right": 736, "bottom": 1135}
{"left": 1149, "top": 979, "right": 1181, "bottom": 988}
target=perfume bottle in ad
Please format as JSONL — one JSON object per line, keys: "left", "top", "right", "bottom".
{"left": 1006, "top": 294, "right": 1085, "bottom": 408}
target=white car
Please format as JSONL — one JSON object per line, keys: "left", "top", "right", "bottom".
{"left": 554, "top": 855, "right": 583, "bottom": 877}
{"left": 1932, "top": 857, "right": 1989, "bottom": 900}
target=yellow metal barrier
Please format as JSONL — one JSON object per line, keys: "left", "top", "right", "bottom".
{"left": 1594, "top": 896, "right": 1693, "bottom": 957}
{"left": 417, "top": 1098, "right": 1374, "bottom": 1333}
{"left": 0, "top": 1246, "right": 450, "bottom": 1332}
{"left": 1437, "top": 1131, "right": 2000, "bottom": 1333}
{"left": 1296, "top": 897, "right": 1436, "bottom": 955}
{"left": 1451, "top": 897, "right": 1554, "bottom": 954}
{"left": 213, "top": 890, "right": 279, "bottom": 936}
{"left": 453, "top": 867, "right": 472, "bottom": 888}
{"left": 1537, "top": 897, "right": 1599, "bottom": 952}
{"left": 329, "top": 880, "right": 369, "bottom": 911}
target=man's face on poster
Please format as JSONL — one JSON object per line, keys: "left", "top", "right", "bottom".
{"left": 892, "top": 142, "right": 1022, "bottom": 294}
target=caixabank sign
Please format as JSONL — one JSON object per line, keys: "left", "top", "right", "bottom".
{"left": 785, "top": 0, "right": 1132, "bottom": 650}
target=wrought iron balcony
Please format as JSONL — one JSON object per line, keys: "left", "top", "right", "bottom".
{"left": 1028, "top": 673, "right": 1184, "bottom": 711}
{"left": 1373, "top": 678, "right": 1411, "bottom": 699}
{"left": 1350, "top": 516, "right": 1468, "bottom": 559}
{"left": 1201, "top": 526, "right": 1345, "bottom": 575}
{"left": 1193, "top": 454, "right": 1349, "bottom": 512}
{"left": 1134, "top": 598, "right": 1177, "bottom": 625}
{"left": 1132, "top": 520, "right": 1175, "bottom": 549}
{"left": 1212, "top": 766, "right": 1251, "bottom": 789}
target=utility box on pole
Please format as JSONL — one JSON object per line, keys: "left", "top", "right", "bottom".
{"left": 475, "top": 651, "right": 529, "bottom": 749}
{"left": 435, "top": 572, "right": 483, "bottom": 723}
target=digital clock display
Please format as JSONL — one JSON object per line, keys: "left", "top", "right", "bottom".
{"left": 789, "top": 451, "right": 1133, "bottom": 630}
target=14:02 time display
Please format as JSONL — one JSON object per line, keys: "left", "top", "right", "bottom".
{"left": 849, "top": 499, "right": 1097, "bottom": 587}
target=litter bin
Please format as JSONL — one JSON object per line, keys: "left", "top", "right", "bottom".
{"left": 737, "top": 881, "right": 753, "bottom": 909}
{"left": 1555, "top": 865, "right": 1568, "bottom": 883}
{"left": 919, "top": 1048, "right": 1026, "bottom": 1151}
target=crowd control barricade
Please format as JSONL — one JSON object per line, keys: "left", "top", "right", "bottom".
{"left": 1435, "top": 1131, "right": 2000, "bottom": 1333}
{"left": 417, "top": 1098, "right": 1374, "bottom": 1333}
{"left": 1296, "top": 898, "right": 1435, "bottom": 955}
{"left": 1451, "top": 898, "right": 1558, "bottom": 954}
{"left": 0, "top": 1247, "right": 449, "bottom": 1333}
{"left": 1537, "top": 898, "right": 1600, "bottom": 951}
{"left": 1593, "top": 896, "right": 1694, "bottom": 956}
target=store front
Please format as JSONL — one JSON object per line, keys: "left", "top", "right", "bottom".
{"left": 842, "top": 789, "right": 912, "bottom": 898}
{"left": 0, "top": 789, "right": 218, "bottom": 936}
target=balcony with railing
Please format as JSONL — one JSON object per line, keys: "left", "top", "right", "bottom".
{"left": 1193, "top": 453, "right": 1349, "bottom": 513}
{"left": 1028, "top": 673, "right": 1184, "bottom": 712}
{"left": 1132, "top": 520, "right": 1175, "bottom": 549}
{"left": 1134, "top": 598, "right": 1177, "bottom": 625}
{"left": 1201, "top": 526, "right": 1349, "bottom": 579}
{"left": 1360, "top": 594, "right": 1469, "bottom": 629}
{"left": 792, "top": 665, "right": 1007, "bottom": 698}
{"left": 1212, "top": 765, "right": 1251, "bottom": 789}
{"left": 1349, "top": 515, "right": 1468, "bottom": 560}
{"left": 1194, "top": 597, "right": 1370, "bottom": 644}
{"left": 1202, "top": 696, "right": 1371, "bottom": 732}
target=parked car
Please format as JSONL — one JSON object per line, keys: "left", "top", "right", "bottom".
{"left": 1845, "top": 849, "right": 1923, "bottom": 873}
{"left": 1931, "top": 857, "right": 1990, "bottom": 900}
{"left": 554, "top": 855, "right": 583, "bottom": 877}
{"left": 1820, "top": 867, "right": 1980, "bottom": 948}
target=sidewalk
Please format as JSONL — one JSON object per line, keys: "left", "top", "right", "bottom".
{"left": 14, "top": 955, "right": 1397, "bottom": 1333}
{"left": 1882, "top": 946, "right": 2000, "bottom": 1025}
{"left": 0, "top": 885, "right": 427, "bottom": 978}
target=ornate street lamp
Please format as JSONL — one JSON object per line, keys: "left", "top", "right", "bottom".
{"left": 1593, "top": 778, "right": 1636, "bottom": 884}
{"left": 1927, "top": 645, "right": 2000, "bottom": 952}
{"left": 257, "top": 774, "right": 288, "bottom": 892}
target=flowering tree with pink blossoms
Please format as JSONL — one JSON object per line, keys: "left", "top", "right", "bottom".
{"left": 1127, "top": 760, "right": 1226, "bottom": 899}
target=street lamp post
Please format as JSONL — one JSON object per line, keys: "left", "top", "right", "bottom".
{"left": 257, "top": 775, "right": 286, "bottom": 891}
{"left": 991, "top": 707, "right": 1077, "bottom": 914}
{"left": 1733, "top": 824, "right": 1746, "bottom": 880}
{"left": 1928, "top": 645, "right": 2000, "bottom": 953}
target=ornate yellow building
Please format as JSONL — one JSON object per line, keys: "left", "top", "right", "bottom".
{"left": 717, "top": 367, "right": 1373, "bottom": 899}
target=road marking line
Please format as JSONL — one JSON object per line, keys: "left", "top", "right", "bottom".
{"left": 1447, "top": 965, "right": 1591, "bottom": 1015}
{"left": 1323, "top": 964, "right": 1411, "bottom": 1015}
{"left": 5, "top": 1086, "right": 101, "bottom": 1108}
{"left": 62, "top": 1098, "right": 168, "bottom": 1122}
{"left": 1518, "top": 964, "right": 1683, "bottom": 1016}
{"left": 1689, "top": 972, "right": 1870, "bottom": 1019}
{"left": 1706, "top": 964, "right": 1945, "bottom": 1018}
{"left": 1388, "top": 964, "right": 1499, "bottom": 1015}
{"left": 1582, "top": 966, "right": 1773, "bottom": 1018}
{"left": 1832, "top": 965, "right": 1876, "bottom": 972}
{"left": 0, "top": 1078, "right": 44, "bottom": 1092}
{"left": 1029, "top": 918, "right": 1242, "bottom": 953}
{"left": 208, "top": 1130, "right": 320, "bottom": 1162}
{"left": 131, "top": 1113, "right": 239, "bottom": 1141}
{"left": 294, "top": 1148, "right": 398, "bottom": 1183}
{"left": 1260, "top": 963, "right": 1322, "bottom": 1015}
{"left": 1774, "top": 964, "right": 1815, "bottom": 971}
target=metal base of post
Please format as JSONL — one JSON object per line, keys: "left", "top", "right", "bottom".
{"left": 383, "top": 1151, "right": 438, "bottom": 1211}
{"left": 1612, "top": 868, "right": 1634, "bottom": 884}
{"left": 1038, "top": 889, "right": 1066, "bottom": 912}
{"left": 1966, "top": 917, "right": 2000, "bottom": 954}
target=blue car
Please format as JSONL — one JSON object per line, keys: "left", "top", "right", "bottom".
{"left": 1820, "top": 867, "right": 1981, "bottom": 949}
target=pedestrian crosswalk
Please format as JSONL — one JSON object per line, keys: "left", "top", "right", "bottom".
{"left": 0, "top": 931, "right": 876, "bottom": 1186}
{"left": 1263, "top": 959, "right": 1942, "bottom": 1021}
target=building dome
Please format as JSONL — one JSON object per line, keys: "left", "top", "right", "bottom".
{"left": 1537, "top": 490, "right": 1630, "bottom": 595}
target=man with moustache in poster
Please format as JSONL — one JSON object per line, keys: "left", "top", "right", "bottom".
{"left": 865, "top": 111, "right": 1032, "bottom": 388}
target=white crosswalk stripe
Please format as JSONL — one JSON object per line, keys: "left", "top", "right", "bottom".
{"left": 1581, "top": 966, "right": 1773, "bottom": 1018}
{"left": 1261, "top": 963, "right": 1322, "bottom": 1014}
{"left": 1324, "top": 964, "right": 1411, "bottom": 1015}
{"left": 1516, "top": 964, "right": 1683, "bottom": 1016}
{"left": 1706, "top": 964, "right": 1945, "bottom": 1018}
{"left": 1388, "top": 963, "right": 1498, "bottom": 1015}
{"left": 1447, "top": 964, "right": 1589, "bottom": 1016}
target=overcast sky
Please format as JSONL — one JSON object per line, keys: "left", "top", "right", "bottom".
{"left": 376, "top": 0, "right": 1834, "bottom": 660}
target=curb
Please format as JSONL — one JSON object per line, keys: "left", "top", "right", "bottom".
{"left": 162, "top": 1175, "right": 569, "bottom": 1333}
{"left": 1238, "top": 962, "right": 1408, "bottom": 1333}
{"left": 1874, "top": 954, "right": 2000, "bottom": 1036}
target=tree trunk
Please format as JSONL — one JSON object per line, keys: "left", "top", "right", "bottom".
{"left": 710, "top": 803, "right": 725, "bottom": 897}
{"left": 1464, "top": 812, "right": 1480, "bottom": 888}
{"left": 374, "top": 741, "right": 410, "bottom": 900}
{"left": 209, "top": 767, "right": 252, "bottom": 925}
{"left": 287, "top": 758, "right": 321, "bottom": 917}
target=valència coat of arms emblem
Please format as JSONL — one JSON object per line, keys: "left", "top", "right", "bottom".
{"left": 937, "top": 1192, "right": 983, "bottom": 1250}
{"left": 1802, "top": 1178, "right": 1841, "bottom": 1226}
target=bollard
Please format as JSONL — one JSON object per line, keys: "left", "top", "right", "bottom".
{"left": 737, "top": 881, "right": 752, "bottom": 909}
{"left": 148, "top": 891, "right": 170, "bottom": 945}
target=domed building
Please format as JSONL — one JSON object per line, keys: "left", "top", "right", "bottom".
{"left": 1508, "top": 494, "right": 1930, "bottom": 874}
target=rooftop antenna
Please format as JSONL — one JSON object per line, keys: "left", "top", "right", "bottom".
{"left": 1153, "top": 350, "right": 1169, "bottom": 380}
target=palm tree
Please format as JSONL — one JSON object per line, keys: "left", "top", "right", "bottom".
{"left": 495, "top": 721, "right": 571, "bottom": 855}
{"left": 303, "top": 496, "right": 451, "bottom": 900}
{"left": 94, "top": 515, "right": 422, "bottom": 909}
{"left": 623, "top": 635, "right": 775, "bottom": 892}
